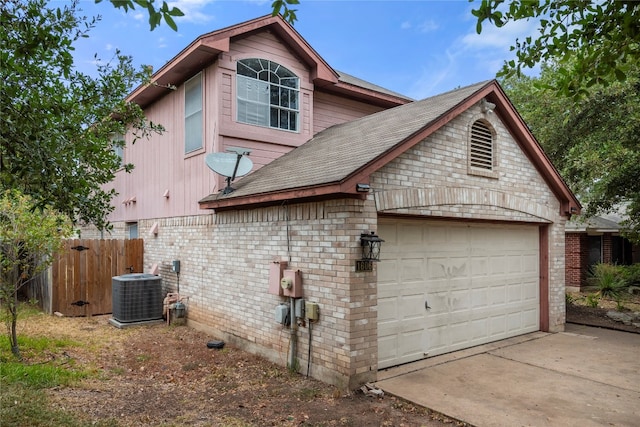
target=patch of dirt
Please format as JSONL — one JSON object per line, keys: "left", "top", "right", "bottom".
{"left": 19, "top": 314, "right": 467, "bottom": 427}
{"left": 566, "top": 292, "right": 640, "bottom": 334}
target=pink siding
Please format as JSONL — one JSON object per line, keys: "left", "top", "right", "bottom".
{"left": 313, "top": 91, "right": 385, "bottom": 134}
{"left": 107, "top": 29, "right": 395, "bottom": 225}
{"left": 109, "top": 68, "right": 218, "bottom": 223}
{"left": 217, "top": 32, "right": 313, "bottom": 148}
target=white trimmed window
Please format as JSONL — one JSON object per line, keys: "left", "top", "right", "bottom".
{"left": 184, "top": 73, "right": 203, "bottom": 153}
{"left": 126, "top": 222, "right": 138, "bottom": 239}
{"left": 111, "top": 133, "right": 125, "bottom": 168}
{"left": 468, "top": 119, "right": 497, "bottom": 178}
{"left": 236, "top": 58, "right": 299, "bottom": 132}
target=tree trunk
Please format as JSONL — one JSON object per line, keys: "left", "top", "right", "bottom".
{"left": 10, "top": 290, "right": 21, "bottom": 360}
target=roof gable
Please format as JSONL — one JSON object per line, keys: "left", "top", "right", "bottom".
{"left": 199, "top": 80, "right": 580, "bottom": 217}
{"left": 128, "top": 15, "right": 410, "bottom": 109}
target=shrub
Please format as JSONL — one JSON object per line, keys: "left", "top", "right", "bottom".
{"left": 587, "top": 263, "right": 627, "bottom": 298}
{"left": 585, "top": 293, "right": 600, "bottom": 308}
{"left": 622, "top": 263, "right": 640, "bottom": 287}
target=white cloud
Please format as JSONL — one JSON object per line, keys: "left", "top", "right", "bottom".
{"left": 418, "top": 19, "right": 439, "bottom": 33}
{"left": 106, "top": 43, "right": 113, "bottom": 51}
{"left": 460, "top": 18, "right": 538, "bottom": 51}
{"left": 408, "top": 50, "right": 458, "bottom": 99}
{"left": 400, "top": 19, "right": 439, "bottom": 33}
{"left": 168, "top": 0, "right": 216, "bottom": 24}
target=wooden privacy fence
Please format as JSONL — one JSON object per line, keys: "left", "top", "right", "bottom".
{"left": 48, "top": 239, "right": 144, "bottom": 317}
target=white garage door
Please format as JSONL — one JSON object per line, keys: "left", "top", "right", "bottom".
{"left": 378, "top": 219, "right": 539, "bottom": 369}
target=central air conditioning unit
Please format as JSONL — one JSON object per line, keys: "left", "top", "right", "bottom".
{"left": 111, "top": 273, "right": 163, "bottom": 323}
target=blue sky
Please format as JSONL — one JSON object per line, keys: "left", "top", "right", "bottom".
{"left": 73, "top": 0, "right": 540, "bottom": 99}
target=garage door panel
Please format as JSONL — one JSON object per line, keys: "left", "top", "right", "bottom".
{"left": 427, "top": 258, "right": 449, "bottom": 279}
{"left": 426, "top": 324, "right": 449, "bottom": 354}
{"left": 507, "top": 283, "right": 523, "bottom": 302}
{"left": 489, "top": 257, "right": 507, "bottom": 274}
{"left": 449, "top": 290, "right": 471, "bottom": 312}
{"left": 471, "top": 288, "right": 488, "bottom": 308}
{"left": 378, "top": 336, "right": 398, "bottom": 366}
{"left": 427, "top": 292, "right": 448, "bottom": 314}
{"left": 400, "top": 258, "right": 425, "bottom": 282}
{"left": 471, "top": 257, "right": 490, "bottom": 276}
{"left": 401, "top": 294, "right": 426, "bottom": 318}
{"left": 377, "top": 297, "right": 398, "bottom": 323}
{"left": 378, "top": 259, "right": 398, "bottom": 283}
{"left": 505, "top": 255, "right": 523, "bottom": 273}
{"left": 378, "top": 219, "right": 540, "bottom": 369}
{"left": 522, "top": 281, "right": 538, "bottom": 301}
{"left": 489, "top": 315, "right": 507, "bottom": 336}
{"left": 488, "top": 285, "right": 507, "bottom": 305}
{"left": 521, "top": 308, "right": 539, "bottom": 328}
{"left": 523, "top": 254, "right": 538, "bottom": 272}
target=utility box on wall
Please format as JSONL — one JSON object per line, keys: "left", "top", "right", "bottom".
{"left": 268, "top": 260, "right": 288, "bottom": 296}
{"left": 281, "top": 269, "right": 302, "bottom": 298}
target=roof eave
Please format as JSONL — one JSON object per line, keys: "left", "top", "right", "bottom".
{"left": 318, "top": 81, "right": 413, "bottom": 108}
{"left": 127, "top": 37, "right": 228, "bottom": 108}
{"left": 199, "top": 179, "right": 367, "bottom": 211}
{"left": 127, "top": 15, "right": 340, "bottom": 108}
{"left": 488, "top": 83, "right": 582, "bottom": 217}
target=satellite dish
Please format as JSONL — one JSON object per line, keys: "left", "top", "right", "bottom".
{"left": 205, "top": 148, "right": 253, "bottom": 194}
{"left": 205, "top": 153, "right": 253, "bottom": 178}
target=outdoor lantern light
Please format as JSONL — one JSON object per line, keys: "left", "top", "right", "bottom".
{"left": 360, "top": 231, "right": 384, "bottom": 262}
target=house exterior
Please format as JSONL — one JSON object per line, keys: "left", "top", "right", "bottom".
{"left": 565, "top": 212, "right": 639, "bottom": 291}
{"left": 86, "top": 15, "right": 580, "bottom": 389}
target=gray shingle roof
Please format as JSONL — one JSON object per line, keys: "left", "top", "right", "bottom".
{"left": 201, "top": 81, "right": 490, "bottom": 203}
{"left": 336, "top": 70, "right": 415, "bottom": 101}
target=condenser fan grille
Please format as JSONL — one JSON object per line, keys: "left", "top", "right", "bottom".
{"left": 112, "top": 274, "right": 163, "bottom": 323}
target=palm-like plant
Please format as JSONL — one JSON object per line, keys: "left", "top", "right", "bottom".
{"left": 587, "top": 263, "right": 628, "bottom": 299}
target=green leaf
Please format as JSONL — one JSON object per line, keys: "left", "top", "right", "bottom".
{"left": 164, "top": 13, "right": 177, "bottom": 31}
{"left": 169, "top": 7, "right": 184, "bottom": 17}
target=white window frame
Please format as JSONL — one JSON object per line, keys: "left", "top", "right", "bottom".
{"left": 236, "top": 58, "right": 299, "bottom": 132}
{"left": 126, "top": 222, "right": 138, "bottom": 239}
{"left": 111, "top": 133, "right": 125, "bottom": 169}
{"left": 184, "top": 73, "right": 203, "bottom": 154}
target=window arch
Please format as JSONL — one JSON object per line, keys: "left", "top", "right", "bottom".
{"left": 236, "top": 58, "right": 299, "bottom": 131}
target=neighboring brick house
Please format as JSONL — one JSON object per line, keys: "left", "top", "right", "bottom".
{"left": 565, "top": 213, "right": 640, "bottom": 291}
{"left": 90, "top": 15, "right": 580, "bottom": 389}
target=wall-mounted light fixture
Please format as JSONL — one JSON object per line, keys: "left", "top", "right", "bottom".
{"left": 356, "top": 231, "right": 384, "bottom": 272}
{"left": 480, "top": 98, "right": 495, "bottom": 114}
{"left": 356, "top": 183, "right": 370, "bottom": 193}
{"left": 360, "top": 231, "right": 384, "bottom": 262}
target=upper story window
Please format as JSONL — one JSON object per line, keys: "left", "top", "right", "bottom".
{"left": 236, "top": 58, "right": 299, "bottom": 132}
{"left": 184, "top": 73, "right": 203, "bottom": 154}
{"left": 468, "top": 119, "right": 497, "bottom": 178}
{"left": 111, "top": 133, "right": 125, "bottom": 168}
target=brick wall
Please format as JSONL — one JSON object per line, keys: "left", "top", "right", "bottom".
{"left": 602, "top": 233, "right": 613, "bottom": 264}
{"left": 87, "top": 101, "right": 572, "bottom": 387}
{"left": 109, "top": 200, "right": 379, "bottom": 389}
{"left": 371, "top": 106, "right": 568, "bottom": 331}
{"left": 565, "top": 233, "right": 585, "bottom": 291}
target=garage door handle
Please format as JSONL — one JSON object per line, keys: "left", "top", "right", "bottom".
{"left": 425, "top": 300, "right": 431, "bottom": 310}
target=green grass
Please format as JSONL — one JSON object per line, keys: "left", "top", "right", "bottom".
{"left": 0, "top": 310, "right": 105, "bottom": 427}
{"left": 0, "top": 335, "right": 79, "bottom": 361}
{"left": 0, "top": 384, "right": 120, "bottom": 427}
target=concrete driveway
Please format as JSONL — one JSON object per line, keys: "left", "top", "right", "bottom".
{"left": 376, "top": 324, "right": 640, "bottom": 426}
